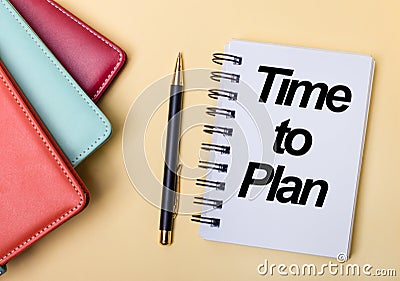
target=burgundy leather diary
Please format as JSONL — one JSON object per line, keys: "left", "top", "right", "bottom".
{"left": 0, "top": 61, "right": 89, "bottom": 273}
{"left": 9, "top": 0, "right": 126, "bottom": 103}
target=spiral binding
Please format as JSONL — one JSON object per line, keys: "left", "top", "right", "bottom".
{"left": 206, "top": 107, "right": 236, "bottom": 118}
{"left": 193, "top": 197, "right": 223, "bottom": 209}
{"left": 191, "top": 215, "right": 220, "bottom": 227}
{"left": 208, "top": 89, "right": 238, "bottom": 101}
{"left": 192, "top": 52, "right": 243, "bottom": 228}
{"left": 212, "top": 53, "right": 242, "bottom": 65}
{"left": 210, "top": 71, "right": 240, "bottom": 83}
{"left": 201, "top": 143, "right": 230, "bottom": 154}
{"left": 198, "top": 160, "right": 228, "bottom": 173}
{"left": 196, "top": 179, "right": 225, "bottom": 191}
{"left": 203, "top": 125, "right": 233, "bottom": 136}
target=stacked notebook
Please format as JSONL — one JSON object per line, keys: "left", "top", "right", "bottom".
{"left": 0, "top": 0, "right": 125, "bottom": 274}
{"left": 193, "top": 39, "right": 374, "bottom": 259}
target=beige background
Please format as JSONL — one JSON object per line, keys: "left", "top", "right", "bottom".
{"left": 5, "top": 0, "right": 400, "bottom": 280}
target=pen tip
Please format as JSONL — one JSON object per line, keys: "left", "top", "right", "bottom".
{"left": 172, "top": 52, "right": 183, "bottom": 85}
{"left": 177, "top": 52, "right": 182, "bottom": 65}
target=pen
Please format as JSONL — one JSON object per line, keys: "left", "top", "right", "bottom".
{"left": 159, "top": 53, "right": 184, "bottom": 245}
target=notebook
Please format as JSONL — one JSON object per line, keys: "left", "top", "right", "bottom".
{"left": 0, "top": 0, "right": 111, "bottom": 166}
{"left": 9, "top": 0, "right": 127, "bottom": 103}
{"left": 192, "top": 39, "right": 375, "bottom": 259}
{"left": 0, "top": 60, "right": 89, "bottom": 274}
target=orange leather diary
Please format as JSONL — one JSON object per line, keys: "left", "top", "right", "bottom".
{"left": 0, "top": 61, "right": 89, "bottom": 274}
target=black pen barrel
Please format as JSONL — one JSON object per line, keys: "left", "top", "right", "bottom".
{"left": 160, "top": 84, "right": 183, "bottom": 231}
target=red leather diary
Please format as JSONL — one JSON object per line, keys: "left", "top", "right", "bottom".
{"left": 9, "top": 0, "right": 126, "bottom": 103}
{"left": 0, "top": 61, "right": 89, "bottom": 271}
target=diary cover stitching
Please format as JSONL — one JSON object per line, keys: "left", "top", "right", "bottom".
{"left": 45, "top": 0, "right": 124, "bottom": 100}
{"left": 0, "top": 73, "right": 84, "bottom": 263}
{"left": 1, "top": 0, "right": 110, "bottom": 165}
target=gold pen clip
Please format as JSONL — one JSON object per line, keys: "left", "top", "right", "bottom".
{"left": 173, "top": 164, "right": 182, "bottom": 219}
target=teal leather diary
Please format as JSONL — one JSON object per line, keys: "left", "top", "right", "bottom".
{"left": 0, "top": 0, "right": 111, "bottom": 166}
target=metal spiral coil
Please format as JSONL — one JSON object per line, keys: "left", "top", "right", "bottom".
{"left": 206, "top": 107, "right": 236, "bottom": 118}
{"left": 192, "top": 52, "right": 243, "bottom": 228}
{"left": 212, "top": 53, "right": 242, "bottom": 66}
{"left": 201, "top": 143, "right": 230, "bottom": 154}
{"left": 208, "top": 89, "right": 238, "bottom": 100}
